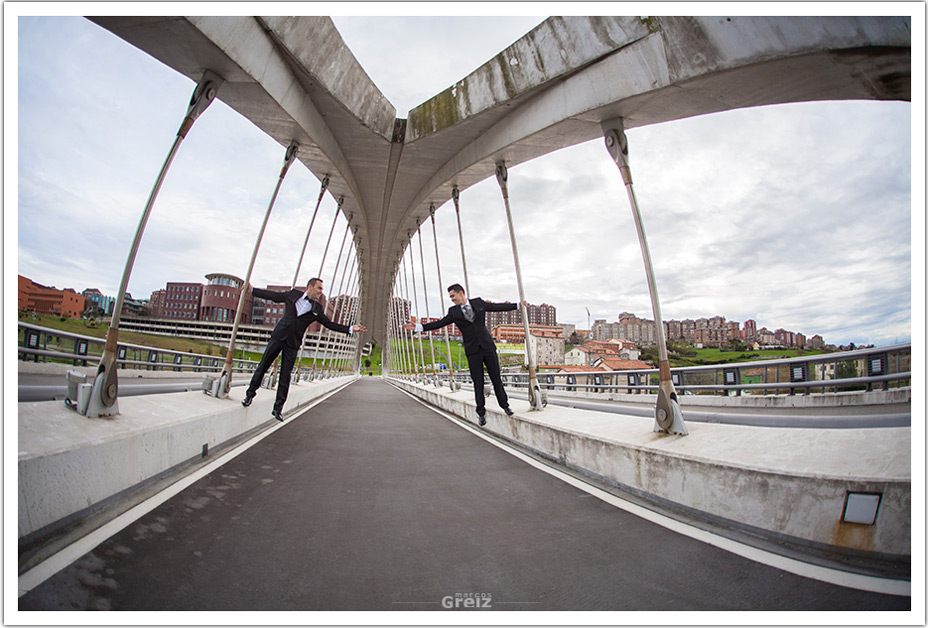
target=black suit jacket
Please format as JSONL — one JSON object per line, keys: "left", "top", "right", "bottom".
{"left": 254, "top": 288, "right": 350, "bottom": 349}
{"left": 421, "top": 297, "right": 517, "bottom": 356}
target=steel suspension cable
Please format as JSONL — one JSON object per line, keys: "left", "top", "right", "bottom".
{"left": 429, "top": 204, "right": 458, "bottom": 389}
{"left": 218, "top": 141, "right": 298, "bottom": 396}
{"left": 395, "top": 266, "right": 413, "bottom": 377}
{"left": 402, "top": 250, "right": 425, "bottom": 380}
{"left": 304, "top": 197, "right": 344, "bottom": 380}
{"left": 315, "top": 219, "right": 351, "bottom": 377}
{"left": 602, "top": 118, "right": 685, "bottom": 434}
{"left": 89, "top": 71, "right": 222, "bottom": 417}
{"left": 326, "top": 237, "right": 356, "bottom": 375}
{"left": 416, "top": 222, "right": 439, "bottom": 386}
{"left": 291, "top": 176, "right": 330, "bottom": 289}
{"left": 495, "top": 162, "right": 544, "bottom": 411}
{"left": 451, "top": 185, "right": 471, "bottom": 295}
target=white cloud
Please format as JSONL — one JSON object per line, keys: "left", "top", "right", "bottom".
{"left": 13, "top": 15, "right": 916, "bottom": 348}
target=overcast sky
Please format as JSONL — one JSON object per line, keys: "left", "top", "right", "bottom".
{"left": 10, "top": 8, "right": 922, "bottom": 348}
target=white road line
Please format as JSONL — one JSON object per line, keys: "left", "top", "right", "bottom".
{"left": 396, "top": 387, "right": 910, "bottom": 598}
{"left": 18, "top": 383, "right": 352, "bottom": 598}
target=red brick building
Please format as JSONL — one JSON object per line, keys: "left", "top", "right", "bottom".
{"left": 18, "top": 275, "right": 85, "bottom": 318}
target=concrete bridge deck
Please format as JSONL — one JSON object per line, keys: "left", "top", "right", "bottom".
{"left": 17, "top": 379, "right": 910, "bottom": 612}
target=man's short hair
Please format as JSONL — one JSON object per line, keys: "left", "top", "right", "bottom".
{"left": 447, "top": 283, "right": 465, "bottom": 294}
{"left": 307, "top": 277, "right": 323, "bottom": 287}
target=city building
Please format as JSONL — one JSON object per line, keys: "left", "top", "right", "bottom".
{"left": 83, "top": 287, "right": 116, "bottom": 317}
{"left": 201, "top": 273, "right": 252, "bottom": 324}
{"left": 592, "top": 314, "right": 656, "bottom": 345}
{"left": 665, "top": 316, "right": 741, "bottom": 348}
{"left": 485, "top": 302, "right": 556, "bottom": 332}
{"left": 18, "top": 275, "right": 86, "bottom": 318}
{"left": 251, "top": 284, "right": 292, "bottom": 327}
{"left": 162, "top": 282, "right": 203, "bottom": 320}
{"left": 147, "top": 289, "right": 165, "bottom": 318}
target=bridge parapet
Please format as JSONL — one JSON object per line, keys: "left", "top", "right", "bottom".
{"left": 389, "top": 377, "right": 910, "bottom": 571}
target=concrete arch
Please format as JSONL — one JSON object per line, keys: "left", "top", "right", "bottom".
{"left": 89, "top": 15, "right": 910, "bottom": 343}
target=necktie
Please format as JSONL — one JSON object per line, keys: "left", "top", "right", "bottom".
{"left": 463, "top": 304, "right": 474, "bottom": 322}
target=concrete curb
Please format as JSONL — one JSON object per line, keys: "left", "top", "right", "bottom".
{"left": 18, "top": 375, "right": 359, "bottom": 539}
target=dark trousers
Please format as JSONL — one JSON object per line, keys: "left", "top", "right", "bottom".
{"left": 467, "top": 348, "right": 508, "bottom": 414}
{"left": 246, "top": 337, "right": 298, "bottom": 412}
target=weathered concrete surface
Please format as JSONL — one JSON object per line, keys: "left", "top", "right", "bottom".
{"left": 389, "top": 377, "right": 910, "bottom": 559}
{"left": 86, "top": 15, "right": 911, "bottom": 345}
{"left": 18, "top": 374, "right": 359, "bottom": 539}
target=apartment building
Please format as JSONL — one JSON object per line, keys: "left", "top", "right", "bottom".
{"left": 592, "top": 315, "right": 656, "bottom": 345}
{"left": 485, "top": 302, "right": 556, "bottom": 331}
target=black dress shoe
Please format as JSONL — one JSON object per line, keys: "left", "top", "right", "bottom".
{"left": 272, "top": 409, "right": 284, "bottom": 422}
{"left": 242, "top": 396, "right": 253, "bottom": 407}
{"left": 477, "top": 411, "right": 486, "bottom": 427}
{"left": 503, "top": 407, "right": 514, "bottom": 416}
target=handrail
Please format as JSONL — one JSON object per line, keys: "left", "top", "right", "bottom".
{"left": 388, "top": 343, "right": 911, "bottom": 397}
{"left": 17, "top": 322, "right": 256, "bottom": 373}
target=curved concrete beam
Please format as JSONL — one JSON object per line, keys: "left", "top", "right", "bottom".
{"left": 88, "top": 15, "right": 910, "bottom": 345}
{"left": 393, "top": 16, "right": 911, "bottom": 266}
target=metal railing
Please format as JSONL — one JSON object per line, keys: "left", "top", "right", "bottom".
{"left": 389, "top": 343, "right": 911, "bottom": 398}
{"left": 18, "top": 322, "right": 360, "bottom": 378}
{"left": 18, "top": 322, "right": 258, "bottom": 374}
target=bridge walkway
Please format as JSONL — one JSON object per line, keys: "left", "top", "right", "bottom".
{"left": 18, "top": 379, "right": 908, "bottom": 611}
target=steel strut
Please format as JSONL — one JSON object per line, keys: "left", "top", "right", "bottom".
{"left": 327, "top": 235, "right": 356, "bottom": 376}
{"left": 217, "top": 141, "right": 298, "bottom": 396}
{"left": 292, "top": 176, "right": 330, "bottom": 289}
{"left": 451, "top": 185, "right": 471, "bottom": 295}
{"left": 495, "top": 162, "right": 544, "bottom": 411}
{"left": 87, "top": 70, "right": 223, "bottom": 417}
{"left": 602, "top": 118, "right": 686, "bottom": 435}
{"left": 317, "top": 219, "right": 351, "bottom": 378}
{"left": 306, "top": 196, "right": 344, "bottom": 381}
{"left": 430, "top": 204, "right": 458, "bottom": 389}
{"left": 405, "top": 242, "right": 427, "bottom": 382}
{"left": 399, "top": 256, "right": 416, "bottom": 378}
{"left": 416, "top": 221, "right": 440, "bottom": 386}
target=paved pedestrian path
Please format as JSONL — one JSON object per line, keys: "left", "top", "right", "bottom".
{"left": 18, "top": 379, "right": 909, "bottom": 611}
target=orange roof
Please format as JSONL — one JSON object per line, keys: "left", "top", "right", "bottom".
{"left": 543, "top": 364, "right": 594, "bottom": 372}
{"left": 594, "top": 357, "right": 652, "bottom": 370}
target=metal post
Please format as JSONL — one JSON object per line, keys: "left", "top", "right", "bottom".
{"left": 316, "top": 219, "right": 351, "bottom": 378}
{"left": 602, "top": 118, "right": 686, "bottom": 435}
{"left": 451, "top": 185, "right": 471, "bottom": 295}
{"left": 321, "top": 225, "right": 353, "bottom": 376}
{"left": 215, "top": 141, "right": 298, "bottom": 397}
{"left": 395, "top": 265, "right": 413, "bottom": 377}
{"left": 416, "top": 223, "right": 440, "bottom": 386}
{"left": 84, "top": 70, "right": 223, "bottom": 417}
{"left": 292, "top": 176, "right": 330, "bottom": 289}
{"left": 495, "top": 162, "right": 544, "bottom": 411}
{"left": 337, "top": 253, "right": 360, "bottom": 374}
{"left": 399, "top": 259, "right": 416, "bottom": 378}
{"left": 430, "top": 204, "right": 458, "bottom": 390}
{"left": 404, "top": 248, "right": 427, "bottom": 381}
{"left": 328, "top": 244, "right": 355, "bottom": 375}
{"left": 305, "top": 197, "right": 343, "bottom": 380}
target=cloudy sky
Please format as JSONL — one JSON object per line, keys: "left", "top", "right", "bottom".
{"left": 9, "top": 7, "right": 922, "bottom": 348}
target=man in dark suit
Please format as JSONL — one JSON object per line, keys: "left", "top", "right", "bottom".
{"left": 404, "top": 283, "right": 525, "bottom": 426}
{"left": 243, "top": 277, "right": 366, "bottom": 421}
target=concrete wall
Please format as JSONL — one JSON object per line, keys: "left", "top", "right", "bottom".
{"left": 18, "top": 375, "right": 358, "bottom": 539}
{"left": 390, "top": 378, "right": 910, "bottom": 559}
